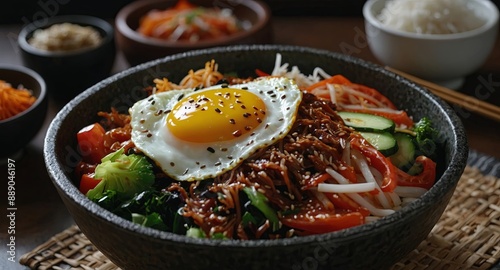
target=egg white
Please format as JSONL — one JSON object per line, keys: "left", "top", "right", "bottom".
{"left": 129, "top": 77, "right": 302, "bottom": 181}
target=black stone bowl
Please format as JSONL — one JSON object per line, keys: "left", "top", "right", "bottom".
{"left": 18, "top": 15, "right": 115, "bottom": 101}
{"left": 0, "top": 65, "right": 47, "bottom": 158}
{"left": 44, "top": 45, "right": 468, "bottom": 270}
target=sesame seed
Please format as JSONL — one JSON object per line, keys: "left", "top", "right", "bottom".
{"left": 177, "top": 94, "right": 184, "bottom": 101}
{"left": 214, "top": 162, "right": 221, "bottom": 166}
{"left": 170, "top": 162, "right": 175, "bottom": 166}
{"left": 183, "top": 168, "right": 189, "bottom": 175}
{"left": 215, "top": 108, "right": 222, "bottom": 113}
{"left": 233, "top": 130, "right": 242, "bottom": 137}
{"left": 207, "top": 147, "right": 215, "bottom": 153}
{"left": 243, "top": 113, "right": 251, "bottom": 118}
{"left": 229, "top": 119, "right": 235, "bottom": 124}
{"left": 220, "top": 148, "right": 228, "bottom": 152}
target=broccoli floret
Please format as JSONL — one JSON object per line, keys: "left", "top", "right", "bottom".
{"left": 413, "top": 117, "right": 438, "bottom": 159}
{"left": 86, "top": 148, "right": 155, "bottom": 200}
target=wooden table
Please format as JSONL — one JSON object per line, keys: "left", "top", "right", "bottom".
{"left": 1, "top": 16, "right": 499, "bottom": 270}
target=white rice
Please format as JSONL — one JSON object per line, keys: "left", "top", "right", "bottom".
{"left": 377, "top": 0, "right": 487, "bottom": 34}
{"left": 28, "top": 22, "right": 102, "bottom": 52}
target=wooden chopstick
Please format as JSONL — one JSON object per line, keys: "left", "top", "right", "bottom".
{"left": 385, "top": 66, "right": 500, "bottom": 122}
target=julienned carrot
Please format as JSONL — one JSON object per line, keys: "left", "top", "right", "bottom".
{"left": 0, "top": 80, "right": 36, "bottom": 120}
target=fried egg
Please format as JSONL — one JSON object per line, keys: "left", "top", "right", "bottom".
{"left": 129, "top": 77, "right": 302, "bottom": 181}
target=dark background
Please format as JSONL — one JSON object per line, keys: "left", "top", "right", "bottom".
{"left": 0, "top": 0, "right": 371, "bottom": 24}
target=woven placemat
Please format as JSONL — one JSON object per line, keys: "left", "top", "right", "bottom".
{"left": 19, "top": 166, "right": 500, "bottom": 270}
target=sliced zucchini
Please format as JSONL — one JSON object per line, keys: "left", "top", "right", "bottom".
{"left": 389, "top": 132, "right": 416, "bottom": 170}
{"left": 338, "top": 111, "right": 395, "bottom": 133}
{"left": 359, "top": 131, "right": 398, "bottom": 156}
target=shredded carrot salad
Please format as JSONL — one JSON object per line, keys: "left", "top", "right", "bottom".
{"left": 138, "top": 0, "right": 247, "bottom": 42}
{"left": 0, "top": 80, "right": 36, "bottom": 121}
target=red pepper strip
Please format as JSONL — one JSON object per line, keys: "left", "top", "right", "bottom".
{"left": 255, "top": 68, "right": 270, "bottom": 77}
{"left": 397, "top": 156, "right": 436, "bottom": 190}
{"left": 324, "top": 193, "right": 370, "bottom": 217}
{"left": 281, "top": 211, "right": 365, "bottom": 234}
{"left": 280, "top": 195, "right": 365, "bottom": 234}
{"left": 350, "top": 134, "right": 398, "bottom": 193}
{"left": 305, "top": 74, "right": 352, "bottom": 92}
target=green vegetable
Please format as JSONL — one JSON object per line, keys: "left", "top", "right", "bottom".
{"left": 242, "top": 186, "right": 280, "bottom": 231}
{"left": 413, "top": 117, "right": 438, "bottom": 159}
{"left": 131, "top": 213, "right": 167, "bottom": 231}
{"left": 390, "top": 132, "right": 416, "bottom": 170}
{"left": 186, "top": 227, "right": 206, "bottom": 238}
{"left": 359, "top": 131, "right": 398, "bottom": 156}
{"left": 338, "top": 111, "right": 395, "bottom": 133}
{"left": 86, "top": 148, "right": 155, "bottom": 200}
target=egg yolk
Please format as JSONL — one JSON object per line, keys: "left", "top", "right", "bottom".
{"left": 167, "top": 88, "right": 267, "bottom": 143}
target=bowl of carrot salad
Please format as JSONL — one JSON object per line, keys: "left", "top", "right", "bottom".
{"left": 115, "top": 0, "right": 272, "bottom": 66}
{"left": 0, "top": 65, "right": 47, "bottom": 158}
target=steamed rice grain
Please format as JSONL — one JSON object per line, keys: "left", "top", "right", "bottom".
{"left": 377, "top": 0, "right": 487, "bottom": 34}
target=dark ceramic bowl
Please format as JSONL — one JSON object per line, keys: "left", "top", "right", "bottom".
{"left": 44, "top": 45, "right": 468, "bottom": 270}
{"left": 0, "top": 65, "right": 47, "bottom": 157}
{"left": 115, "top": 0, "right": 272, "bottom": 66}
{"left": 18, "top": 15, "right": 115, "bottom": 101}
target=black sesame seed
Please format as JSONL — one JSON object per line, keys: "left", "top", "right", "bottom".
{"left": 221, "top": 84, "right": 229, "bottom": 88}
{"left": 214, "top": 162, "right": 221, "bottom": 166}
{"left": 200, "top": 165, "right": 206, "bottom": 169}
{"left": 281, "top": 95, "right": 287, "bottom": 99}
{"left": 229, "top": 119, "right": 235, "bottom": 124}
{"left": 207, "top": 147, "right": 215, "bottom": 153}
{"left": 257, "top": 117, "right": 262, "bottom": 123}
{"left": 220, "top": 148, "right": 228, "bottom": 152}
{"left": 242, "top": 87, "right": 248, "bottom": 90}
{"left": 183, "top": 168, "right": 189, "bottom": 175}
{"left": 177, "top": 94, "right": 184, "bottom": 101}
{"left": 244, "top": 126, "right": 252, "bottom": 131}
{"left": 233, "top": 130, "right": 242, "bottom": 137}
{"left": 215, "top": 108, "right": 222, "bottom": 113}
{"left": 147, "top": 133, "right": 152, "bottom": 138}
{"left": 170, "top": 162, "right": 175, "bottom": 167}
{"left": 243, "top": 113, "right": 251, "bottom": 118}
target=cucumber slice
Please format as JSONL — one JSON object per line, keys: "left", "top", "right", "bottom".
{"left": 389, "top": 132, "right": 416, "bottom": 170}
{"left": 338, "top": 112, "right": 395, "bottom": 133}
{"left": 359, "top": 131, "right": 398, "bottom": 156}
